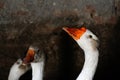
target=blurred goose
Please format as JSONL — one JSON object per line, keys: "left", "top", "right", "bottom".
{"left": 8, "top": 46, "right": 45, "bottom": 80}
{"left": 8, "top": 58, "right": 30, "bottom": 80}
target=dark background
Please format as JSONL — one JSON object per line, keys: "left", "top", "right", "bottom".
{"left": 0, "top": 0, "right": 120, "bottom": 80}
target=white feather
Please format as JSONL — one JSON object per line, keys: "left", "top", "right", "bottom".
{"left": 76, "top": 29, "right": 99, "bottom": 80}
{"left": 8, "top": 59, "right": 30, "bottom": 80}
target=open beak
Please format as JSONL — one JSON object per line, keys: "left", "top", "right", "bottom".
{"left": 22, "top": 47, "right": 35, "bottom": 65}
{"left": 62, "top": 27, "right": 86, "bottom": 40}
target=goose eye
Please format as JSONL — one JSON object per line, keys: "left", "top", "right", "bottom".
{"left": 88, "top": 35, "right": 92, "bottom": 38}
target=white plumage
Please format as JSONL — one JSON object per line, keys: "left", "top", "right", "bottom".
{"left": 63, "top": 27, "right": 99, "bottom": 80}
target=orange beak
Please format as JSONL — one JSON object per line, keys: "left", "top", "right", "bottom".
{"left": 63, "top": 27, "right": 86, "bottom": 40}
{"left": 23, "top": 48, "right": 35, "bottom": 64}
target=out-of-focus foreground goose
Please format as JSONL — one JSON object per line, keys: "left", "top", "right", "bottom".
{"left": 63, "top": 27, "right": 99, "bottom": 80}
{"left": 8, "top": 46, "right": 45, "bottom": 80}
{"left": 8, "top": 58, "right": 30, "bottom": 80}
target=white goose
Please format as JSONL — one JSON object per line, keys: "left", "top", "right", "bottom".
{"left": 8, "top": 46, "right": 45, "bottom": 80}
{"left": 63, "top": 27, "right": 99, "bottom": 80}
{"left": 8, "top": 58, "right": 30, "bottom": 80}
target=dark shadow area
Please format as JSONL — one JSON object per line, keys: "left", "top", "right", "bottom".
{"left": 94, "top": 18, "right": 120, "bottom": 80}
{"left": 58, "top": 31, "right": 77, "bottom": 80}
{"left": 108, "top": 17, "right": 120, "bottom": 80}
{"left": 19, "top": 69, "right": 32, "bottom": 80}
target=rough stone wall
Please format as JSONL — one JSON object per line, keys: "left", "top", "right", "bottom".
{"left": 0, "top": 0, "right": 119, "bottom": 24}
{"left": 0, "top": 0, "right": 120, "bottom": 80}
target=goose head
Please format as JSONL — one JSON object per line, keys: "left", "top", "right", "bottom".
{"left": 63, "top": 27, "right": 99, "bottom": 51}
{"left": 23, "top": 46, "right": 40, "bottom": 64}
{"left": 8, "top": 59, "right": 30, "bottom": 80}
{"left": 8, "top": 46, "right": 40, "bottom": 80}
{"left": 28, "top": 46, "right": 45, "bottom": 80}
